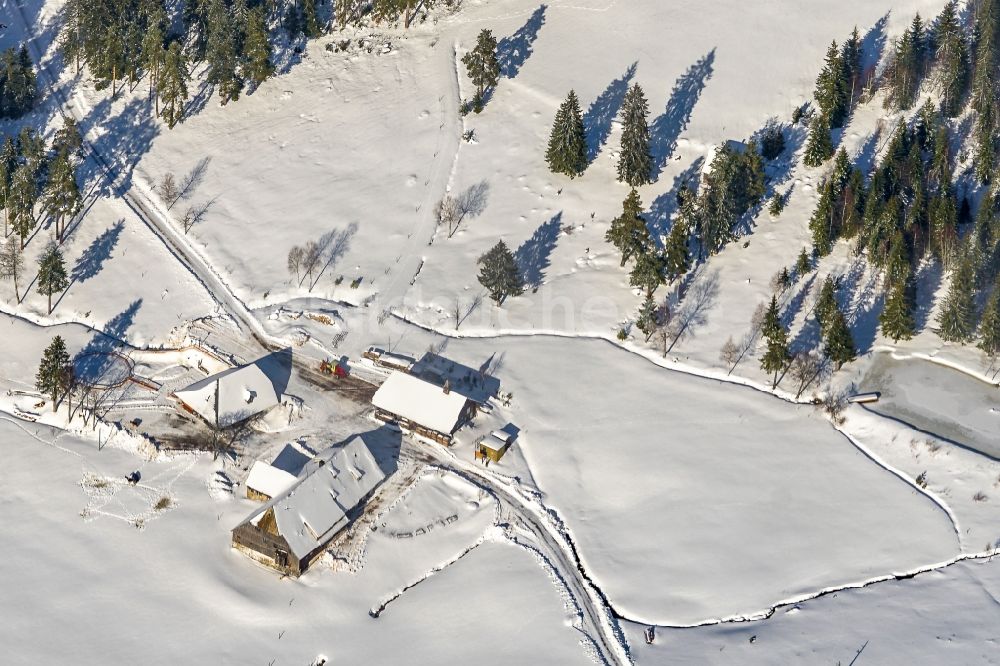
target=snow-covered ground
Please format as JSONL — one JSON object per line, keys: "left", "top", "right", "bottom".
{"left": 3, "top": 0, "right": 999, "bottom": 662}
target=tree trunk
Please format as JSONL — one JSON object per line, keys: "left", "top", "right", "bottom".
{"left": 13, "top": 272, "right": 19, "bottom": 303}
{"left": 48, "top": 289, "right": 52, "bottom": 314}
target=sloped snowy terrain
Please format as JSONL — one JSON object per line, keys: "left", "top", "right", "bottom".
{"left": 1, "top": 0, "right": 999, "bottom": 663}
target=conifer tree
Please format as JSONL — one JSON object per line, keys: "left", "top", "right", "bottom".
{"left": 42, "top": 151, "right": 82, "bottom": 242}
{"left": 617, "top": 83, "right": 652, "bottom": 187}
{"left": 205, "top": 0, "right": 243, "bottom": 105}
{"left": 975, "top": 97, "right": 996, "bottom": 184}
{"left": 242, "top": 7, "right": 274, "bottom": 90}
{"left": 972, "top": 0, "right": 999, "bottom": 115}
{"left": 760, "top": 295, "right": 790, "bottom": 387}
{"left": 803, "top": 113, "right": 834, "bottom": 167}
{"left": 636, "top": 295, "right": 658, "bottom": 341}
{"left": 795, "top": 247, "right": 812, "bottom": 276}
{"left": 158, "top": 42, "right": 189, "bottom": 129}
{"left": 36, "top": 335, "right": 70, "bottom": 407}
{"left": 141, "top": 2, "right": 166, "bottom": 106}
{"left": 546, "top": 90, "right": 587, "bottom": 178}
{"left": 815, "top": 275, "right": 838, "bottom": 333}
{"left": 37, "top": 242, "right": 68, "bottom": 314}
{"left": 814, "top": 41, "right": 849, "bottom": 128}
{"left": 929, "top": 188, "right": 958, "bottom": 265}
{"left": 303, "top": 0, "right": 322, "bottom": 38}
{"left": 824, "top": 306, "right": 857, "bottom": 369}
{"left": 934, "top": 0, "right": 970, "bottom": 117}
{"left": 9, "top": 163, "right": 36, "bottom": 249}
{"left": 978, "top": 278, "right": 1000, "bottom": 357}
{"left": 936, "top": 249, "right": 978, "bottom": 342}
{"left": 0, "top": 235, "right": 23, "bottom": 302}
{"left": 841, "top": 27, "right": 863, "bottom": 93}
{"left": 52, "top": 115, "right": 83, "bottom": 159}
{"left": 462, "top": 30, "right": 500, "bottom": 112}
{"left": 810, "top": 178, "right": 836, "bottom": 255}
{"left": 59, "top": 0, "right": 86, "bottom": 75}
{"left": 768, "top": 192, "right": 785, "bottom": 217}
{"left": 663, "top": 217, "right": 690, "bottom": 283}
{"left": 477, "top": 240, "right": 523, "bottom": 304}
{"left": 888, "top": 14, "right": 926, "bottom": 111}
{"left": 605, "top": 189, "right": 650, "bottom": 267}
{"left": 629, "top": 249, "right": 666, "bottom": 297}
{"left": 880, "top": 274, "right": 916, "bottom": 342}
{"left": 0, "top": 136, "right": 16, "bottom": 237}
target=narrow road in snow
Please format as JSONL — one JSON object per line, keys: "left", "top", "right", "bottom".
{"left": 12, "top": 0, "right": 269, "bottom": 352}
{"left": 406, "top": 441, "right": 633, "bottom": 666}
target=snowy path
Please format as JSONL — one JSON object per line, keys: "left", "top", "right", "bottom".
{"left": 406, "top": 441, "right": 633, "bottom": 666}
{"left": 12, "top": 0, "right": 270, "bottom": 351}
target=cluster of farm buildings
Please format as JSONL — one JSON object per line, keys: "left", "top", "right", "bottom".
{"left": 167, "top": 347, "right": 515, "bottom": 577}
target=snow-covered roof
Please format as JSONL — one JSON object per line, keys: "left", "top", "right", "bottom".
{"left": 239, "top": 436, "right": 386, "bottom": 560}
{"left": 174, "top": 359, "right": 281, "bottom": 427}
{"left": 246, "top": 443, "right": 314, "bottom": 498}
{"left": 371, "top": 371, "right": 470, "bottom": 435}
{"left": 245, "top": 461, "right": 298, "bottom": 499}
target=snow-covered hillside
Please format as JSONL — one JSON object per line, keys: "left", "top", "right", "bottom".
{"left": 1, "top": 0, "right": 999, "bottom": 663}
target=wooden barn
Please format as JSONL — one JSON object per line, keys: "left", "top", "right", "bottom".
{"left": 371, "top": 371, "right": 475, "bottom": 445}
{"left": 231, "top": 436, "right": 385, "bottom": 577}
{"left": 173, "top": 358, "right": 282, "bottom": 428}
{"left": 244, "top": 442, "right": 312, "bottom": 502}
{"left": 476, "top": 429, "right": 515, "bottom": 463}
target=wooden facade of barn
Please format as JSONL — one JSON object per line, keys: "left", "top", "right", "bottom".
{"left": 231, "top": 508, "right": 326, "bottom": 577}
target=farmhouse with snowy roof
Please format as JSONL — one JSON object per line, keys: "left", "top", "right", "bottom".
{"left": 232, "top": 436, "right": 386, "bottom": 576}
{"left": 371, "top": 371, "right": 476, "bottom": 445}
{"left": 173, "top": 357, "right": 282, "bottom": 428}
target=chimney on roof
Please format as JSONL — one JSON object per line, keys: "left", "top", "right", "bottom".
{"left": 443, "top": 379, "right": 451, "bottom": 395}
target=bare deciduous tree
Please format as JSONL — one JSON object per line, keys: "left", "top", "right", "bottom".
{"left": 287, "top": 245, "right": 304, "bottom": 285}
{"left": 158, "top": 173, "right": 181, "bottom": 209}
{"left": 302, "top": 240, "right": 322, "bottom": 290}
{"left": 789, "top": 350, "right": 827, "bottom": 400}
{"left": 719, "top": 336, "right": 740, "bottom": 369}
{"left": 436, "top": 181, "right": 490, "bottom": 238}
{"left": 181, "top": 200, "right": 214, "bottom": 234}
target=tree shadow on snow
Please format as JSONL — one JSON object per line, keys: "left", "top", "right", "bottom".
{"left": 646, "top": 156, "right": 703, "bottom": 241}
{"left": 497, "top": 4, "right": 547, "bottom": 79}
{"left": 583, "top": 62, "right": 636, "bottom": 163}
{"left": 71, "top": 219, "right": 124, "bottom": 284}
{"left": 515, "top": 212, "right": 561, "bottom": 290}
{"left": 649, "top": 49, "right": 715, "bottom": 180}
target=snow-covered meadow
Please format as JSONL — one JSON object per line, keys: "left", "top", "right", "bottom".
{"left": 2, "top": 0, "right": 999, "bottom": 662}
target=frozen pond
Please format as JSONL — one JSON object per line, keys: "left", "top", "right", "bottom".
{"left": 860, "top": 353, "right": 1000, "bottom": 459}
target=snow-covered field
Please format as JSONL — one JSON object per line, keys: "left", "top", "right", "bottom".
{"left": 2, "top": 0, "right": 999, "bottom": 662}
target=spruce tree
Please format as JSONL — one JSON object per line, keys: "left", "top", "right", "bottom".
{"left": 815, "top": 275, "right": 838, "bottom": 333}
{"left": 0, "top": 235, "right": 23, "bottom": 302}
{"left": 795, "top": 247, "right": 812, "bottom": 276}
{"left": 0, "top": 136, "right": 15, "bottom": 237}
{"left": 37, "top": 243, "right": 69, "bottom": 314}
{"left": 205, "top": 0, "right": 243, "bottom": 105}
{"left": 810, "top": 178, "right": 836, "bottom": 255}
{"left": 972, "top": 0, "right": 999, "bottom": 115}
{"left": 242, "top": 7, "right": 274, "bottom": 90}
{"left": 841, "top": 27, "right": 863, "bottom": 93}
{"left": 629, "top": 249, "right": 666, "bottom": 297}
{"left": 546, "top": 90, "right": 587, "bottom": 178}
{"left": 9, "top": 163, "right": 36, "bottom": 249}
{"left": 617, "top": 83, "right": 652, "bottom": 187}
{"left": 158, "top": 42, "right": 189, "bottom": 129}
{"left": 462, "top": 29, "right": 500, "bottom": 112}
{"left": 978, "top": 278, "right": 1000, "bottom": 357}
{"left": 803, "top": 114, "right": 834, "bottom": 167}
{"left": 929, "top": 189, "right": 958, "bottom": 265}
{"left": 814, "top": 41, "right": 849, "bottom": 128}
{"left": 605, "top": 189, "right": 651, "bottom": 267}
{"left": 303, "top": 0, "right": 322, "bottom": 38}
{"left": 636, "top": 295, "right": 658, "bottom": 341}
{"left": 934, "top": 0, "right": 970, "bottom": 117}
{"left": 760, "top": 296, "right": 790, "bottom": 387}
{"left": 477, "top": 240, "right": 523, "bottom": 304}
{"left": 663, "top": 217, "right": 691, "bottom": 283}
{"left": 36, "top": 335, "right": 70, "bottom": 407}
{"left": 52, "top": 115, "right": 83, "bottom": 159}
{"left": 974, "top": 97, "right": 996, "bottom": 185}
{"left": 880, "top": 276, "right": 916, "bottom": 342}
{"left": 42, "top": 151, "right": 82, "bottom": 242}
{"left": 936, "top": 249, "right": 978, "bottom": 342}
{"left": 824, "top": 307, "right": 857, "bottom": 369}
{"left": 141, "top": 2, "right": 166, "bottom": 106}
